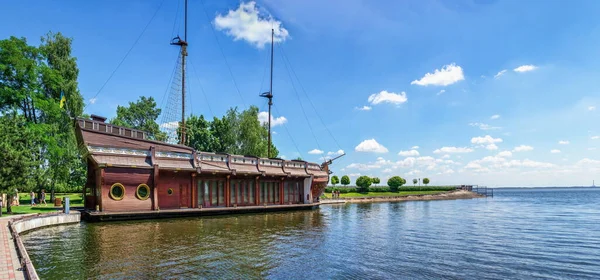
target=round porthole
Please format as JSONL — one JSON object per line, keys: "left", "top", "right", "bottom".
{"left": 136, "top": 184, "right": 150, "bottom": 200}
{"left": 167, "top": 188, "right": 174, "bottom": 196}
{"left": 110, "top": 183, "right": 125, "bottom": 201}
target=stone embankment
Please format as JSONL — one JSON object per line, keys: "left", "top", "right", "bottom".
{"left": 1, "top": 212, "right": 80, "bottom": 280}
{"left": 340, "top": 190, "right": 485, "bottom": 203}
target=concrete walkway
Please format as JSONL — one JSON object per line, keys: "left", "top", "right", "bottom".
{"left": 0, "top": 216, "right": 28, "bottom": 280}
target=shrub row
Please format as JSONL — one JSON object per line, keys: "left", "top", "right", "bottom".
{"left": 325, "top": 186, "right": 456, "bottom": 193}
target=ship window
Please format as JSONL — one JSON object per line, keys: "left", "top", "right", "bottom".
{"left": 136, "top": 184, "right": 150, "bottom": 200}
{"left": 109, "top": 183, "right": 125, "bottom": 201}
{"left": 211, "top": 156, "right": 214, "bottom": 161}
{"left": 243, "top": 159, "right": 246, "bottom": 163}
{"left": 167, "top": 188, "right": 174, "bottom": 196}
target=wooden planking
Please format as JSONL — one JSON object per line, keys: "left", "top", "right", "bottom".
{"left": 101, "top": 168, "right": 152, "bottom": 211}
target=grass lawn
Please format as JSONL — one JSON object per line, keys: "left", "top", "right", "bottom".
{"left": 322, "top": 190, "right": 447, "bottom": 199}
{"left": 1, "top": 193, "right": 84, "bottom": 215}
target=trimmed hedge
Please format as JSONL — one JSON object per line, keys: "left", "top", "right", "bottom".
{"left": 325, "top": 186, "right": 455, "bottom": 193}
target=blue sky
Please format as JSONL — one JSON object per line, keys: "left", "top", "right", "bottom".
{"left": 2, "top": 0, "right": 600, "bottom": 187}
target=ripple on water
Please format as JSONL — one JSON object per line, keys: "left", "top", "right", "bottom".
{"left": 21, "top": 188, "right": 600, "bottom": 279}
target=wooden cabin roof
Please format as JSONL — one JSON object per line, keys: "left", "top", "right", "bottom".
{"left": 75, "top": 117, "right": 329, "bottom": 178}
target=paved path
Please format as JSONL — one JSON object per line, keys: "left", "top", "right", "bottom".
{"left": 0, "top": 217, "right": 27, "bottom": 280}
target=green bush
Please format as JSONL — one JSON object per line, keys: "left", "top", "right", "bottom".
{"left": 331, "top": 176, "right": 339, "bottom": 186}
{"left": 355, "top": 176, "right": 372, "bottom": 193}
{"left": 341, "top": 175, "right": 351, "bottom": 186}
{"left": 387, "top": 176, "right": 405, "bottom": 192}
{"left": 368, "top": 187, "right": 390, "bottom": 192}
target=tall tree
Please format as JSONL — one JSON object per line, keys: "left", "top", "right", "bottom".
{"left": 413, "top": 178, "right": 418, "bottom": 186}
{"left": 0, "top": 32, "right": 87, "bottom": 200}
{"left": 423, "top": 178, "right": 430, "bottom": 185}
{"left": 111, "top": 96, "right": 167, "bottom": 141}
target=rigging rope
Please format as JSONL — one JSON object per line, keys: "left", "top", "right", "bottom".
{"left": 199, "top": 0, "right": 247, "bottom": 108}
{"left": 273, "top": 104, "right": 303, "bottom": 160}
{"left": 277, "top": 48, "right": 322, "bottom": 155}
{"left": 278, "top": 44, "right": 344, "bottom": 152}
{"left": 85, "top": 0, "right": 167, "bottom": 109}
{"left": 189, "top": 59, "right": 215, "bottom": 118}
{"left": 170, "top": 0, "right": 181, "bottom": 39}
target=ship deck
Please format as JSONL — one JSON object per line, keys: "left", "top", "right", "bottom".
{"left": 83, "top": 203, "right": 320, "bottom": 222}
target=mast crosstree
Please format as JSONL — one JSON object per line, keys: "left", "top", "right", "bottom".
{"left": 260, "top": 29, "right": 274, "bottom": 158}
{"left": 170, "top": 0, "right": 188, "bottom": 145}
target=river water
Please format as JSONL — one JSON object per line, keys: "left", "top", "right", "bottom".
{"left": 22, "top": 188, "right": 600, "bottom": 279}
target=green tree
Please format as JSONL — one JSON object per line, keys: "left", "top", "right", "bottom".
{"left": 186, "top": 115, "right": 215, "bottom": 152}
{"left": 111, "top": 96, "right": 166, "bottom": 141}
{"left": 355, "top": 176, "right": 372, "bottom": 193}
{"left": 0, "top": 114, "right": 39, "bottom": 213}
{"left": 184, "top": 106, "right": 278, "bottom": 157}
{"left": 413, "top": 178, "right": 417, "bottom": 186}
{"left": 423, "top": 178, "right": 430, "bottom": 185}
{"left": 331, "top": 175, "right": 339, "bottom": 186}
{"left": 0, "top": 33, "right": 87, "bottom": 202}
{"left": 340, "top": 175, "right": 350, "bottom": 186}
{"left": 372, "top": 177, "right": 380, "bottom": 185}
{"left": 387, "top": 176, "right": 404, "bottom": 192}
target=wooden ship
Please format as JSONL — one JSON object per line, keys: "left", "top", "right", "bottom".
{"left": 77, "top": 0, "right": 340, "bottom": 221}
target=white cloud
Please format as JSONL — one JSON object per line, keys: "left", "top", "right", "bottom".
{"left": 214, "top": 1, "right": 289, "bottom": 48}
{"left": 411, "top": 146, "right": 419, "bottom": 149}
{"left": 280, "top": 155, "right": 287, "bottom": 159}
{"left": 437, "top": 89, "right": 446, "bottom": 95}
{"left": 551, "top": 149, "right": 561, "bottom": 154}
{"left": 486, "top": 144, "right": 499, "bottom": 150}
{"left": 589, "top": 147, "right": 597, "bottom": 151}
{"left": 471, "top": 135, "right": 503, "bottom": 145}
{"left": 465, "top": 162, "right": 482, "bottom": 169}
{"left": 588, "top": 106, "right": 596, "bottom": 111}
{"left": 490, "top": 114, "right": 500, "bottom": 120}
{"left": 513, "top": 65, "right": 537, "bottom": 72}
{"left": 356, "top": 105, "right": 372, "bottom": 111}
{"left": 258, "top": 111, "right": 287, "bottom": 127}
{"left": 433, "top": 146, "right": 474, "bottom": 154}
{"left": 494, "top": 70, "right": 507, "bottom": 79}
{"left": 398, "top": 150, "right": 419, "bottom": 157}
{"left": 308, "top": 149, "right": 323, "bottom": 155}
{"left": 469, "top": 122, "right": 501, "bottom": 130}
{"left": 355, "top": 139, "right": 388, "bottom": 153}
{"left": 411, "top": 63, "right": 465, "bottom": 86}
{"left": 346, "top": 163, "right": 380, "bottom": 171}
{"left": 513, "top": 145, "right": 534, "bottom": 152}
{"left": 591, "top": 136, "right": 600, "bottom": 140}
{"left": 558, "top": 140, "right": 570, "bottom": 145}
{"left": 89, "top": 97, "right": 97, "bottom": 104}
{"left": 367, "top": 90, "right": 407, "bottom": 105}
{"left": 497, "top": 151, "right": 512, "bottom": 157}
{"left": 327, "top": 150, "right": 345, "bottom": 156}
{"left": 382, "top": 168, "right": 393, "bottom": 173}
{"left": 442, "top": 154, "right": 450, "bottom": 159}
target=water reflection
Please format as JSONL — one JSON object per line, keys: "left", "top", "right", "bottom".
{"left": 22, "top": 189, "right": 600, "bottom": 279}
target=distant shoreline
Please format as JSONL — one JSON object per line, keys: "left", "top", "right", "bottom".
{"left": 327, "top": 190, "right": 484, "bottom": 203}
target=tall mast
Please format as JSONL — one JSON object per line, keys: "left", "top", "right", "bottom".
{"left": 171, "top": 0, "right": 188, "bottom": 145}
{"left": 261, "top": 29, "right": 274, "bottom": 158}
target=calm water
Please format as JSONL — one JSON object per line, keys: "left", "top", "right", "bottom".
{"left": 23, "top": 188, "right": 600, "bottom": 279}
